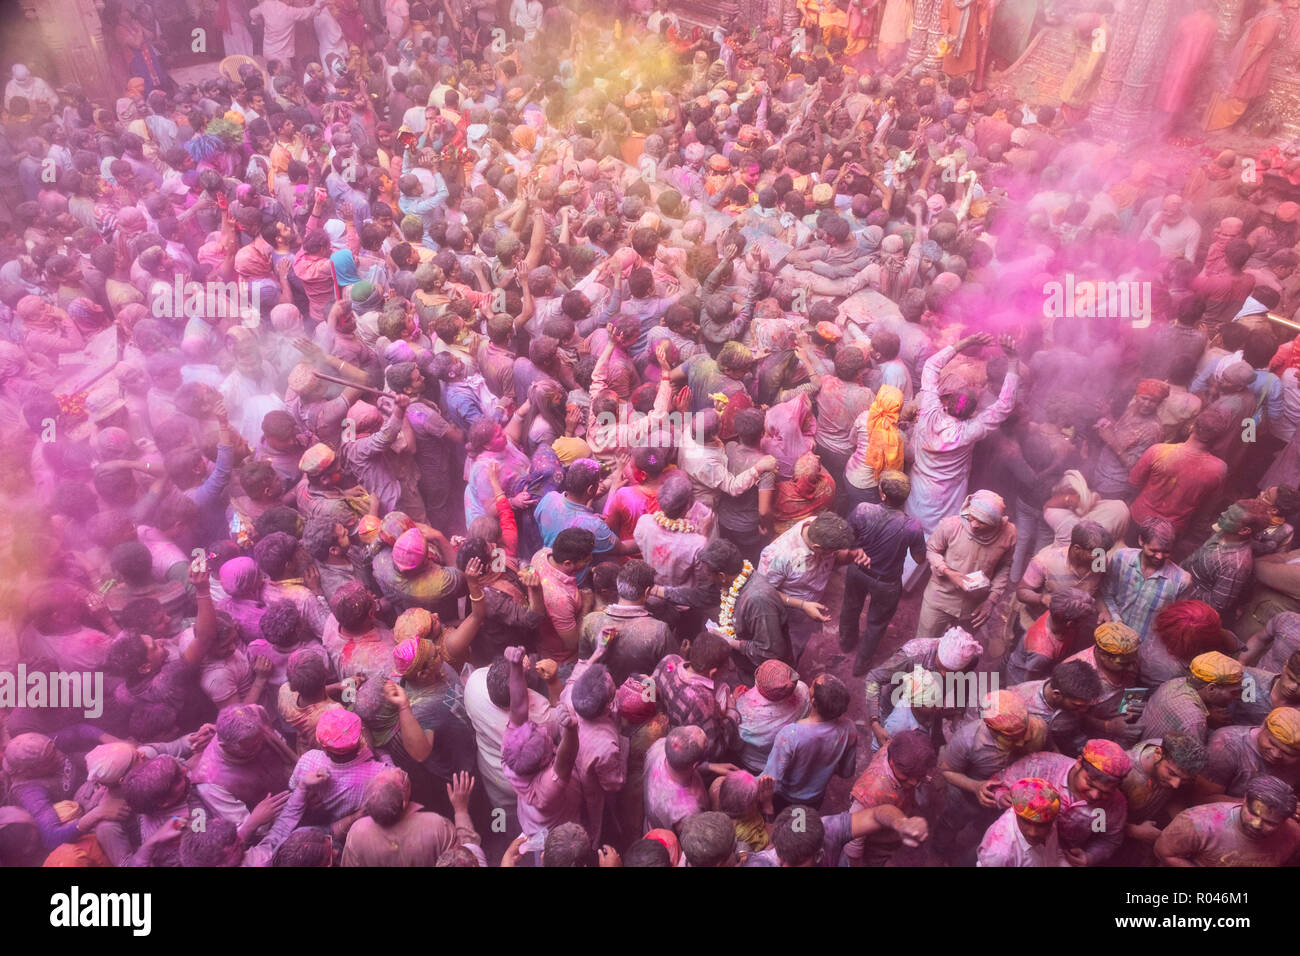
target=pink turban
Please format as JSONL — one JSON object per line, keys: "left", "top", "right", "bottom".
{"left": 315, "top": 708, "right": 362, "bottom": 751}
{"left": 392, "top": 527, "right": 427, "bottom": 572}
{"left": 219, "top": 556, "right": 263, "bottom": 599}
{"left": 615, "top": 677, "right": 658, "bottom": 724}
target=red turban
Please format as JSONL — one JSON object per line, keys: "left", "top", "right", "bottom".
{"left": 1135, "top": 379, "right": 1171, "bottom": 400}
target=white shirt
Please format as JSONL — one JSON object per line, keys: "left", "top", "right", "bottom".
{"left": 463, "top": 667, "right": 554, "bottom": 810}
{"left": 314, "top": 8, "right": 348, "bottom": 67}
{"left": 976, "top": 807, "right": 1069, "bottom": 867}
{"left": 511, "top": 0, "right": 544, "bottom": 39}
{"left": 251, "top": 0, "right": 321, "bottom": 63}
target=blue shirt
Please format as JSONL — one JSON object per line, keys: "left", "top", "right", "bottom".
{"left": 761, "top": 719, "right": 858, "bottom": 804}
{"left": 534, "top": 491, "right": 619, "bottom": 557}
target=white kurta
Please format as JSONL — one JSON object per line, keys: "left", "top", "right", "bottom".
{"left": 251, "top": 0, "right": 320, "bottom": 64}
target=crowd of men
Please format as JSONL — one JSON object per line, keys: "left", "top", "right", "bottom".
{"left": 2, "top": 0, "right": 1300, "bottom": 868}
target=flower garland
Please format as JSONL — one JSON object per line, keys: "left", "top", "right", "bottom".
{"left": 652, "top": 511, "right": 698, "bottom": 535}
{"left": 715, "top": 560, "right": 755, "bottom": 639}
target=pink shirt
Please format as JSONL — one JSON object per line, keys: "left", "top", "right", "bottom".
{"left": 642, "top": 736, "right": 707, "bottom": 833}
{"left": 531, "top": 548, "right": 583, "bottom": 665}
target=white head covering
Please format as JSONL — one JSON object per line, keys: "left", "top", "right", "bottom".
{"left": 937, "top": 627, "right": 982, "bottom": 670}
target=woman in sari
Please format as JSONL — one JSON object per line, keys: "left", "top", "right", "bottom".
{"left": 1203, "top": 0, "right": 1288, "bottom": 132}
{"left": 761, "top": 391, "right": 816, "bottom": 479}
{"left": 773, "top": 451, "right": 837, "bottom": 534}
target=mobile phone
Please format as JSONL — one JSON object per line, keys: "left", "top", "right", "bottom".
{"left": 1117, "top": 687, "right": 1148, "bottom": 716}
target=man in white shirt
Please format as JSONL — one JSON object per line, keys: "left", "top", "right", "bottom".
{"left": 976, "top": 777, "right": 1069, "bottom": 866}
{"left": 510, "top": 0, "right": 543, "bottom": 42}
{"left": 251, "top": 0, "right": 326, "bottom": 69}
{"left": 1140, "top": 194, "right": 1202, "bottom": 263}
{"left": 463, "top": 658, "right": 554, "bottom": 813}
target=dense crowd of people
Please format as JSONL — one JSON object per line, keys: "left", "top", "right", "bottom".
{"left": 2, "top": 0, "right": 1300, "bottom": 868}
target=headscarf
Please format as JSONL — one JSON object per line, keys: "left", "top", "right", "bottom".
{"left": 863, "top": 384, "right": 905, "bottom": 476}
{"left": 1188, "top": 651, "right": 1243, "bottom": 685}
{"left": 1082, "top": 738, "right": 1132, "bottom": 778}
{"left": 981, "top": 690, "right": 1028, "bottom": 735}
{"left": 937, "top": 627, "right": 982, "bottom": 670}
{"left": 350, "top": 280, "right": 382, "bottom": 312}
{"left": 512, "top": 125, "right": 537, "bottom": 152}
{"left": 615, "top": 676, "right": 658, "bottom": 724}
{"left": 315, "top": 708, "right": 362, "bottom": 751}
{"left": 392, "top": 527, "right": 428, "bottom": 572}
{"left": 218, "top": 556, "right": 263, "bottom": 599}
{"left": 85, "top": 743, "right": 137, "bottom": 786}
{"left": 3, "top": 734, "right": 57, "bottom": 777}
{"left": 1135, "top": 379, "right": 1171, "bottom": 401}
{"left": 379, "top": 512, "right": 416, "bottom": 546}
{"left": 960, "top": 490, "right": 1006, "bottom": 542}
{"left": 1264, "top": 707, "right": 1300, "bottom": 747}
{"left": 1059, "top": 470, "right": 1100, "bottom": 517}
{"left": 774, "top": 452, "right": 835, "bottom": 532}
{"left": 331, "top": 248, "right": 361, "bottom": 287}
{"left": 1094, "top": 621, "right": 1140, "bottom": 655}
{"left": 393, "top": 635, "right": 442, "bottom": 678}
{"left": 756, "top": 660, "right": 797, "bottom": 701}
{"left": 323, "top": 219, "right": 348, "bottom": 251}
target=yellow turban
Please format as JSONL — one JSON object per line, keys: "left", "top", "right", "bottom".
{"left": 394, "top": 607, "right": 434, "bottom": 644}
{"left": 1094, "top": 621, "right": 1140, "bottom": 655}
{"left": 1189, "top": 651, "right": 1243, "bottom": 685}
{"left": 1264, "top": 707, "right": 1300, "bottom": 747}
{"left": 552, "top": 436, "right": 592, "bottom": 466}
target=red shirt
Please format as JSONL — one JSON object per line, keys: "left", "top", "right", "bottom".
{"left": 1129, "top": 442, "right": 1227, "bottom": 536}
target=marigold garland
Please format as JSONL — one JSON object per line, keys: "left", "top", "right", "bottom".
{"left": 715, "top": 559, "right": 754, "bottom": 639}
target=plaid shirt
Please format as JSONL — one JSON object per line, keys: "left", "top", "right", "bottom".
{"left": 265, "top": 746, "right": 394, "bottom": 848}
{"left": 1139, "top": 678, "right": 1210, "bottom": 742}
{"left": 1184, "top": 538, "right": 1254, "bottom": 615}
{"left": 1100, "top": 548, "right": 1191, "bottom": 642}
{"left": 651, "top": 654, "right": 738, "bottom": 761}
